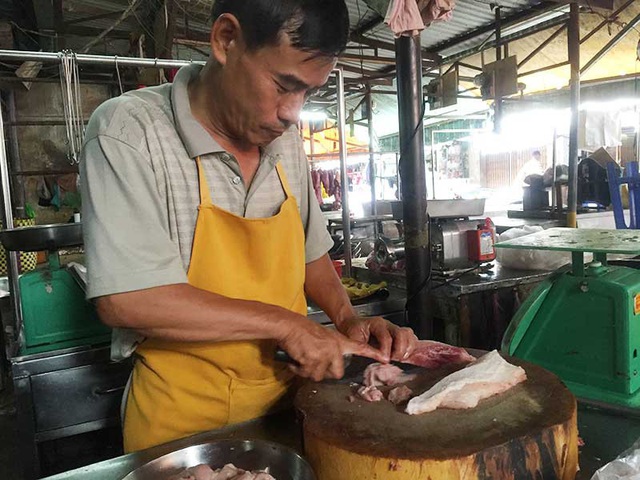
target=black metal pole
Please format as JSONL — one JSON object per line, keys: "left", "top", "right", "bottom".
{"left": 567, "top": 2, "right": 580, "bottom": 228}
{"left": 395, "top": 35, "right": 431, "bottom": 340}
{"left": 366, "top": 87, "right": 378, "bottom": 233}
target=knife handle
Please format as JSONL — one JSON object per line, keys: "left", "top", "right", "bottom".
{"left": 274, "top": 349, "right": 353, "bottom": 368}
{"left": 274, "top": 349, "right": 300, "bottom": 366}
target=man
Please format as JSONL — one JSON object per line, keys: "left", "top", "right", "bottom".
{"left": 81, "top": 0, "right": 418, "bottom": 453}
{"left": 515, "top": 150, "right": 545, "bottom": 187}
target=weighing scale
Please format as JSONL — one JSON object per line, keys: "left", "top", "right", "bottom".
{"left": 0, "top": 223, "right": 110, "bottom": 355}
{"left": 497, "top": 227, "right": 640, "bottom": 409}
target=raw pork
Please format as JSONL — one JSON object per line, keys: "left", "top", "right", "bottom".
{"left": 356, "top": 385, "right": 384, "bottom": 402}
{"left": 363, "top": 363, "right": 415, "bottom": 387}
{"left": 174, "top": 463, "right": 275, "bottom": 480}
{"left": 404, "top": 340, "right": 475, "bottom": 369}
{"left": 388, "top": 385, "right": 413, "bottom": 405}
{"left": 406, "top": 350, "right": 527, "bottom": 415}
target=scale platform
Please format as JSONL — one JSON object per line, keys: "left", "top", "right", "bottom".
{"left": 497, "top": 228, "right": 640, "bottom": 409}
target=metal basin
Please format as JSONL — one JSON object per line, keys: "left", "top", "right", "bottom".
{"left": 122, "top": 440, "right": 316, "bottom": 480}
{"left": 0, "top": 223, "right": 82, "bottom": 252}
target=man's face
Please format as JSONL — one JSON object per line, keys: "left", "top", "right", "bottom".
{"left": 217, "top": 35, "right": 337, "bottom": 147}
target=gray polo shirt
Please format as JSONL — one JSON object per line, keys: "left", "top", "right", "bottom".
{"left": 80, "top": 64, "right": 333, "bottom": 359}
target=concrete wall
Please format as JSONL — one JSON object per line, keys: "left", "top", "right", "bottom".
{"left": 5, "top": 82, "right": 111, "bottom": 224}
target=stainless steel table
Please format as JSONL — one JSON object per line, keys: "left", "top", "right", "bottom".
{"left": 353, "top": 260, "right": 553, "bottom": 348}
{"left": 307, "top": 286, "right": 407, "bottom": 326}
{"left": 352, "top": 260, "right": 551, "bottom": 295}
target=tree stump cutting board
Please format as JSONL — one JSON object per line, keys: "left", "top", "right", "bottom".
{"left": 295, "top": 355, "right": 578, "bottom": 480}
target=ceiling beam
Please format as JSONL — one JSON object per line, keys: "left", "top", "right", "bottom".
{"left": 351, "top": 14, "right": 384, "bottom": 38}
{"left": 351, "top": 34, "right": 441, "bottom": 63}
{"left": 517, "top": 24, "right": 567, "bottom": 69}
{"left": 63, "top": 25, "right": 132, "bottom": 40}
{"left": 340, "top": 53, "right": 395, "bottom": 65}
{"left": 338, "top": 63, "right": 386, "bottom": 77}
{"left": 63, "top": 10, "right": 127, "bottom": 27}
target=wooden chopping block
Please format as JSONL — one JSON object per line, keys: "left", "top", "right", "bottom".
{"left": 295, "top": 357, "right": 578, "bottom": 480}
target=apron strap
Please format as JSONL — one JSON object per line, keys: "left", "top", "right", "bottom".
{"left": 195, "top": 156, "right": 213, "bottom": 205}
{"left": 275, "top": 162, "right": 295, "bottom": 199}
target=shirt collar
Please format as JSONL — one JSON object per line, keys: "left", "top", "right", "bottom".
{"left": 171, "top": 64, "right": 225, "bottom": 158}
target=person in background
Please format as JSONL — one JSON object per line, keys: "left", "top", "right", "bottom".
{"left": 514, "top": 150, "right": 545, "bottom": 187}
{"left": 80, "top": 0, "right": 418, "bottom": 453}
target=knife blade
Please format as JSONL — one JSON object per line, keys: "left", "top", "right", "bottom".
{"left": 274, "top": 349, "right": 353, "bottom": 367}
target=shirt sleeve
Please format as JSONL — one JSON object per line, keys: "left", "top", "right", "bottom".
{"left": 80, "top": 134, "right": 188, "bottom": 299}
{"left": 294, "top": 139, "right": 334, "bottom": 264}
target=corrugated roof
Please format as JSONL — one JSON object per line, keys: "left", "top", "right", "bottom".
{"left": 356, "top": 0, "right": 550, "bottom": 55}
{"left": 62, "top": 0, "right": 549, "bottom": 65}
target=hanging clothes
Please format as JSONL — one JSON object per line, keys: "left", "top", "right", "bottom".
{"left": 385, "top": 0, "right": 425, "bottom": 37}
{"left": 418, "top": 0, "right": 455, "bottom": 26}
{"left": 320, "top": 170, "right": 332, "bottom": 197}
{"left": 385, "top": 0, "right": 455, "bottom": 37}
{"left": 333, "top": 172, "right": 342, "bottom": 208}
{"left": 311, "top": 169, "right": 323, "bottom": 205}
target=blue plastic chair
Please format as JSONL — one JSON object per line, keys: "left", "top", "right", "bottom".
{"left": 607, "top": 161, "right": 640, "bottom": 229}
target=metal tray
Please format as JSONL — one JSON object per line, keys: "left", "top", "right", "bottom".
{"left": 0, "top": 223, "right": 82, "bottom": 252}
{"left": 122, "top": 440, "right": 316, "bottom": 480}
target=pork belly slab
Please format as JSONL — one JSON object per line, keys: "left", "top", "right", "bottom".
{"left": 404, "top": 340, "right": 476, "bottom": 369}
{"left": 406, "top": 350, "right": 527, "bottom": 415}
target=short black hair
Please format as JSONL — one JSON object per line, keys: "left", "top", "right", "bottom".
{"left": 211, "top": 0, "right": 350, "bottom": 57}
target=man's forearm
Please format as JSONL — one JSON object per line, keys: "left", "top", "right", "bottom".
{"left": 304, "top": 254, "right": 357, "bottom": 327}
{"left": 96, "top": 283, "right": 299, "bottom": 343}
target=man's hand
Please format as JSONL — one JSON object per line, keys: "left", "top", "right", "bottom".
{"left": 336, "top": 317, "right": 418, "bottom": 362}
{"left": 277, "top": 319, "right": 388, "bottom": 382}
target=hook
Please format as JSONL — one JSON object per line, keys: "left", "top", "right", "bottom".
{"left": 114, "top": 55, "right": 123, "bottom": 95}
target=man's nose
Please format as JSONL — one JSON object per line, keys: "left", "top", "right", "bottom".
{"left": 278, "top": 92, "right": 306, "bottom": 127}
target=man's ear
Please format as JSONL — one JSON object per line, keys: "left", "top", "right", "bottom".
{"left": 209, "top": 13, "right": 243, "bottom": 66}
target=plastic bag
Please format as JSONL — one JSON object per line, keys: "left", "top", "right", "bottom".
{"left": 591, "top": 438, "right": 640, "bottom": 479}
{"left": 496, "top": 226, "right": 572, "bottom": 271}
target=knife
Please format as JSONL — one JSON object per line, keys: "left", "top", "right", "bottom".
{"left": 274, "top": 349, "right": 354, "bottom": 367}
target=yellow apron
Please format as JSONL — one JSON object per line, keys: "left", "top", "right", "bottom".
{"left": 123, "top": 157, "right": 306, "bottom": 452}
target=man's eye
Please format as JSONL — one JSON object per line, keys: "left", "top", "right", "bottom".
{"left": 276, "top": 82, "right": 290, "bottom": 94}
